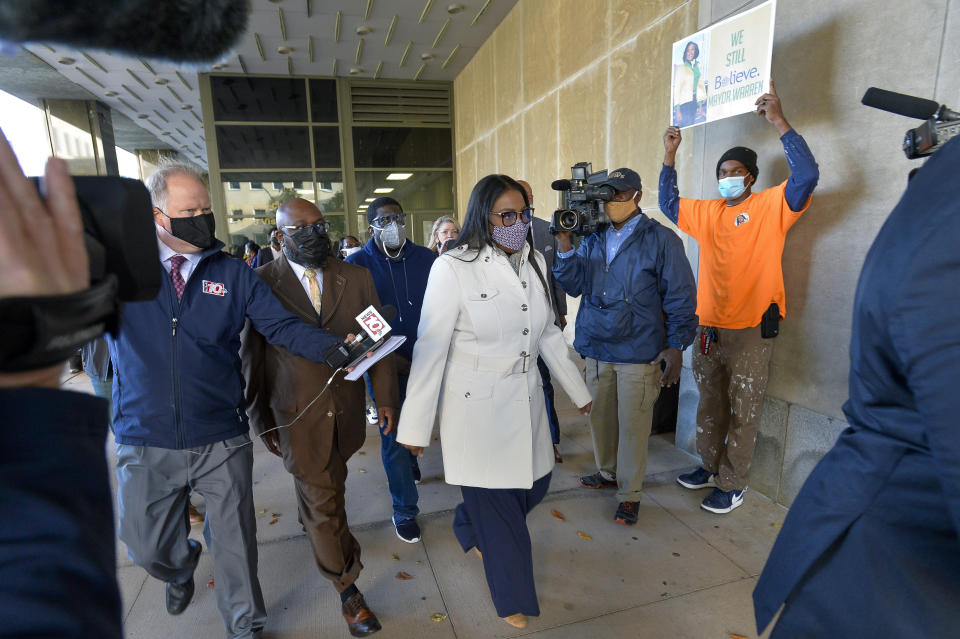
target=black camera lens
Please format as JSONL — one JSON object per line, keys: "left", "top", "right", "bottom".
{"left": 559, "top": 210, "right": 579, "bottom": 230}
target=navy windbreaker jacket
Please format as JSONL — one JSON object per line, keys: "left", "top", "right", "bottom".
{"left": 108, "top": 242, "right": 340, "bottom": 449}
{"left": 553, "top": 214, "right": 698, "bottom": 363}
{"left": 345, "top": 238, "right": 435, "bottom": 361}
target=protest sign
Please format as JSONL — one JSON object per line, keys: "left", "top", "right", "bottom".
{"left": 670, "top": 0, "right": 776, "bottom": 128}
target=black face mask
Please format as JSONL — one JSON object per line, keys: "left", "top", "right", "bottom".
{"left": 163, "top": 212, "right": 217, "bottom": 249}
{"left": 283, "top": 226, "right": 330, "bottom": 269}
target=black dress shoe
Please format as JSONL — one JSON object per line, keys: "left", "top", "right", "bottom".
{"left": 342, "top": 592, "right": 382, "bottom": 637}
{"left": 166, "top": 539, "right": 201, "bottom": 615}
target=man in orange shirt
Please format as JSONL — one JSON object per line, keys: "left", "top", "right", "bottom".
{"left": 658, "top": 81, "right": 819, "bottom": 514}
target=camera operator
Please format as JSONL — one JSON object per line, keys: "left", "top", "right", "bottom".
{"left": 0, "top": 131, "right": 123, "bottom": 636}
{"left": 108, "top": 164, "right": 348, "bottom": 639}
{"left": 554, "top": 168, "right": 697, "bottom": 526}
{"left": 661, "top": 80, "right": 820, "bottom": 514}
{"left": 753, "top": 134, "right": 960, "bottom": 638}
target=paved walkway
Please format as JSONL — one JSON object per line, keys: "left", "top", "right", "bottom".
{"left": 61, "top": 370, "right": 782, "bottom": 639}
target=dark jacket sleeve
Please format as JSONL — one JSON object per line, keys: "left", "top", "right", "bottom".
{"left": 658, "top": 164, "right": 681, "bottom": 225}
{"left": 242, "top": 266, "right": 340, "bottom": 362}
{"left": 552, "top": 236, "right": 593, "bottom": 298}
{"left": 0, "top": 388, "right": 123, "bottom": 638}
{"left": 781, "top": 129, "right": 819, "bottom": 212}
{"left": 658, "top": 231, "right": 699, "bottom": 349}
{"left": 240, "top": 318, "right": 274, "bottom": 436}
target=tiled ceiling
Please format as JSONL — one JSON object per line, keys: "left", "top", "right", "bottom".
{"left": 22, "top": 0, "right": 517, "bottom": 170}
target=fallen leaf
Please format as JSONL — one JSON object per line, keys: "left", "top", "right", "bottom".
{"left": 577, "top": 531, "right": 592, "bottom": 540}
{"left": 269, "top": 518, "right": 278, "bottom": 525}
{"left": 771, "top": 522, "right": 782, "bottom": 529}
{"left": 206, "top": 579, "right": 215, "bottom": 589}
{"left": 391, "top": 554, "right": 400, "bottom": 561}
{"left": 430, "top": 613, "right": 447, "bottom": 623}
{"left": 551, "top": 509, "right": 566, "bottom": 521}
{"left": 272, "top": 513, "right": 282, "bottom": 517}
{"left": 730, "top": 634, "right": 748, "bottom": 639}
{"left": 672, "top": 552, "right": 681, "bottom": 557}
{"left": 258, "top": 509, "right": 267, "bottom": 514}
{"left": 358, "top": 451, "right": 367, "bottom": 455}
{"left": 358, "top": 468, "right": 367, "bottom": 473}
{"left": 395, "top": 571, "right": 413, "bottom": 580}
{"left": 415, "top": 560, "right": 424, "bottom": 565}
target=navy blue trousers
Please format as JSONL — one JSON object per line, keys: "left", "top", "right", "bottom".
{"left": 453, "top": 472, "right": 551, "bottom": 618}
{"left": 537, "top": 356, "right": 560, "bottom": 445}
{"left": 366, "top": 373, "right": 419, "bottom": 520}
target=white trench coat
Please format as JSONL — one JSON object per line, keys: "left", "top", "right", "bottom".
{"left": 397, "top": 242, "right": 592, "bottom": 489}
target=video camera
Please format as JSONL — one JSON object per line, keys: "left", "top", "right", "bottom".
{"left": 861, "top": 87, "right": 960, "bottom": 159}
{"left": 0, "top": 177, "right": 160, "bottom": 372}
{"left": 549, "top": 162, "right": 616, "bottom": 236}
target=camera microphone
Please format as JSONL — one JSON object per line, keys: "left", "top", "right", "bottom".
{"left": 861, "top": 87, "right": 940, "bottom": 120}
{"left": 551, "top": 179, "right": 572, "bottom": 191}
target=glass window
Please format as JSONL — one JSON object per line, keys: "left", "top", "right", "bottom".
{"left": 309, "top": 79, "right": 339, "bottom": 122}
{"left": 221, "top": 172, "right": 314, "bottom": 246}
{"left": 272, "top": 181, "right": 284, "bottom": 190}
{"left": 353, "top": 171, "right": 454, "bottom": 212}
{"left": 211, "top": 76, "right": 307, "bottom": 122}
{"left": 325, "top": 214, "right": 346, "bottom": 243}
{"left": 216, "top": 125, "right": 311, "bottom": 169}
{"left": 250, "top": 181, "right": 263, "bottom": 190}
{"left": 315, "top": 171, "right": 345, "bottom": 213}
{"left": 312, "top": 126, "right": 342, "bottom": 168}
{"left": 228, "top": 182, "right": 240, "bottom": 190}
{"left": 352, "top": 127, "right": 452, "bottom": 168}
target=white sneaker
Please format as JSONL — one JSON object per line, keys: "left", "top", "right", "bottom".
{"left": 365, "top": 405, "right": 378, "bottom": 425}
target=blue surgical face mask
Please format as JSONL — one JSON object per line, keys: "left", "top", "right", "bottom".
{"left": 718, "top": 176, "right": 747, "bottom": 200}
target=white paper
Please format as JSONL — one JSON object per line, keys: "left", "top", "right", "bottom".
{"left": 344, "top": 335, "right": 407, "bottom": 381}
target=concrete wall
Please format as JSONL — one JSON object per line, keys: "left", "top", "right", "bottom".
{"left": 453, "top": 0, "right": 959, "bottom": 505}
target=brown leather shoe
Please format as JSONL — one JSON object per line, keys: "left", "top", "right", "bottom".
{"left": 188, "top": 503, "right": 204, "bottom": 525}
{"left": 342, "top": 592, "right": 382, "bottom": 637}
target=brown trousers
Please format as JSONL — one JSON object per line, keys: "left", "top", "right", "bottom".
{"left": 287, "top": 423, "right": 362, "bottom": 593}
{"left": 691, "top": 325, "right": 773, "bottom": 491}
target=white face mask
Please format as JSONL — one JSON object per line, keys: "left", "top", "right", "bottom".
{"left": 341, "top": 246, "right": 361, "bottom": 258}
{"left": 377, "top": 221, "right": 407, "bottom": 251}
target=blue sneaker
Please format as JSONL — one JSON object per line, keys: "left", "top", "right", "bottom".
{"left": 676, "top": 467, "right": 717, "bottom": 490}
{"left": 393, "top": 516, "right": 421, "bottom": 543}
{"left": 700, "top": 487, "right": 746, "bottom": 514}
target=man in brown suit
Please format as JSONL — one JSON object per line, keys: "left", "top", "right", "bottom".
{"left": 241, "top": 198, "right": 398, "bottom": 637}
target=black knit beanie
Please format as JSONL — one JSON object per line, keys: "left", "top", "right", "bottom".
{"left": 716, "top": 147, "right": 759, "bottom": 179}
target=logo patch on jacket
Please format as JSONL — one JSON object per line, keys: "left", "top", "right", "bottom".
{"left": 202, "top": 280, "right": 228, "bottom": 296}
{"left": 734, "top": 212, "right": 750, "bottom": 227}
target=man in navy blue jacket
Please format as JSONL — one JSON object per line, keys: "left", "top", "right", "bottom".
{"left": 554, "top": 168, "right": 698, "bottom": 526}
{"left": 753, "top": 136, "right": 960, "bottom": 637}
{"left": 346, "top": 197, "right": 435, "bottom": 543}
{"left": 109, "top": 164, "right": 342, "bottom": 639}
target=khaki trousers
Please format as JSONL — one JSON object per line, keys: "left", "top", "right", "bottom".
{"left": 584, "top": 359, "right": 661, "bottom": 501}
{"left": 692, "top": 325, "right": 774, "bottom": 491}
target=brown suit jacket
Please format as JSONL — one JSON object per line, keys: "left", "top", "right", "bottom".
{"left": 241, "top": 254, "right": 398, "bottom": 482}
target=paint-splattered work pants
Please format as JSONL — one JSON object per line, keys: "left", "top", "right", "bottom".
{"left": 692, "top": 324, "right": 773, "bottom": 491}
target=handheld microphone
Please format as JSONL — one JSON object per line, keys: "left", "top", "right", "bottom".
{"left": 323, "top": 305, "right": 396, "bottom": 369}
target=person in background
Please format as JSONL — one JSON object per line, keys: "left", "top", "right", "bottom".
{"left": 242, "top": 198, "right": 397, "bottom": 637}
{"left": 338, "top": 235, "right": 362, "bottom": 259}
{"left": 397, "top": 174, "right": 592, "bottom": 630}
{"left": 517, "top": 180, "right": 567, "bottom": 463}
{"left": 243, "top": 240, "right": 259, "bottom": 267}
{"left": 661, "top": 80, "right": 819, "bottom": 514}
{"left": 345, "top": 197, "right": 435, "bottom": 544}
{"left": 251, "top": 228, "right": 282, "bottom": 268}
{"left": 554, "top": 168, "right": 698, "bottom": 526}
{"left": 428, "top": 216, "right": 460, "bottom": 255}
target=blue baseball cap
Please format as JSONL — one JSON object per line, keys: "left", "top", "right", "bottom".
{"left": 601, "top": 167, "right": 642, "bottom": 192}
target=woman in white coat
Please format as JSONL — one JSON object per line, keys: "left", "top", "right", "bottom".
{"left": 397, "top": 174, "right": 592, "bottom": 630}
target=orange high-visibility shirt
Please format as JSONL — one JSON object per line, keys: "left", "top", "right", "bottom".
{"left": 678, "top": 181, "right": 810, "bottom": 329}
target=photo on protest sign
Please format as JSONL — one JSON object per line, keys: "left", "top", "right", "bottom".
{"left": 670, "top": 0, "right": 776, "bottom": 129}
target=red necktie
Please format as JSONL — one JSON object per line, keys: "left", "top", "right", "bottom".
{"left": 169, "top": 255, "right": 186, "bottom": 301}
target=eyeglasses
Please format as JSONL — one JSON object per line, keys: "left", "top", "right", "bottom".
{"left": 279, "top": 221, "right": 331, "bottom": 235}
{"left": 489, "top": 207, "right": 533, "bottom": 227}
{"left": 157, "top": 207, "right": 214, "bottom": 217}
{"left": 370, "top": 213, "right": 406, "bottom": 228}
